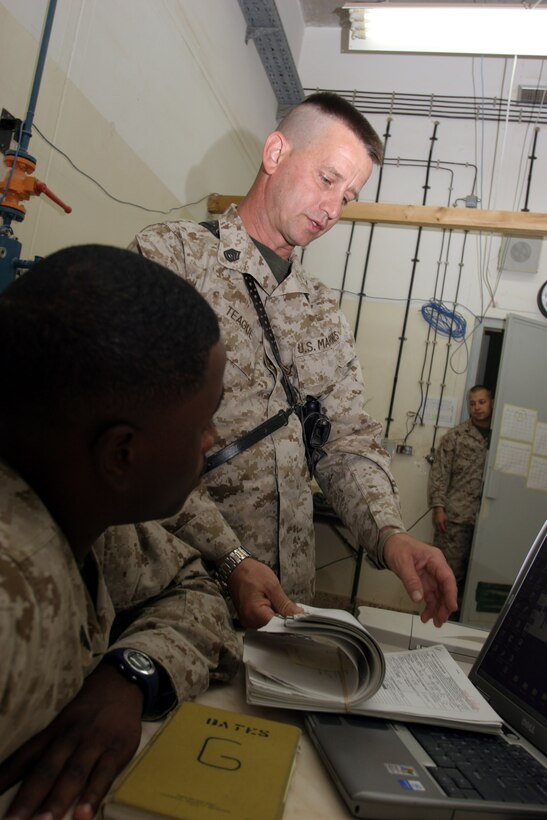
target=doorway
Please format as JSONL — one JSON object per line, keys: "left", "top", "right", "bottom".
{"left": 465, "top": 317, "right": 504, "bottom": 408}
{"left": 461, "top": 314, "right": 547, "bottom": 625}
{"left": 476, "top": 328, "right": 504, "bottom": 396}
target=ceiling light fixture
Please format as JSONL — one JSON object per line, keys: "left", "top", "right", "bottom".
{"left": 343, "top": 3, "right": 547, "bottom": 57}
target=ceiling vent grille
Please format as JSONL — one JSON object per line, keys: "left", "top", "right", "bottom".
{"left": 518, "top": 86, "right": 547, "bottom": 105}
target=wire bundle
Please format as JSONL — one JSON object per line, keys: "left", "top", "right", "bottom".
{"left": 421, "top": 300, "right": 467, "bottom": 340}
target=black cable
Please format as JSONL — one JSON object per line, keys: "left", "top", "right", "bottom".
{"left": 416, "top": 230, "right": 453, "bottom": 427}
{"left": 384, "top": 121, "right": 440, "bottom": 438}
{"left": 354, "top": 116, "right": 392, "bottom": 340}
{"left": 430, "top": 231, "right": 470, "bottom": 451}
{"left": 31, "top": 123, "right": 211, "bottom": 214}
{"left": 316, "top": 509, "right": 435, "bottom": 570}
{"left": 306, "top": 87, "right": 547, "bottom": 125}
{"left": 406, "top": 508, "right": 433, "bottom": 532}
{"left": 328, "top": 289, "right": 481, "bottom": 325}
{"left": 338, "top": 221, "right": 357, "bottom": 310}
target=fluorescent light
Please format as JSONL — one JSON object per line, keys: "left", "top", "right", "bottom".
{"left": 343, "top": 4, "right": 547, "bottom": 57}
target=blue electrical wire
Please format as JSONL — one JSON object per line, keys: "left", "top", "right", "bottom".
{"left": 421, "top": 300, "right": 467, "bottom": 340}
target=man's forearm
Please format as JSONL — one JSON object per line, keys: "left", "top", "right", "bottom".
{"left": 162, "top": 483, "right": 243, "bottom": 565}
{"left": 316, "top": 451, "right": 404, "bottom": 568}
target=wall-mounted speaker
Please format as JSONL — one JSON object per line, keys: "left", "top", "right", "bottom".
{"left": 499, "top": 236, "right": 543, "bottom": 274}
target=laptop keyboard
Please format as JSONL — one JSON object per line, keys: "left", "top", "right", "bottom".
{"left": 408, "top": 724, "right": 547, "bottom": 804}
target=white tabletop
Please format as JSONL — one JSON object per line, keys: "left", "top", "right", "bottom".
{"left": 0, "top": 667, "right": 350, "bottom": 820}
{"left": 2, "top": 612, "right": 479, "bottom": 819}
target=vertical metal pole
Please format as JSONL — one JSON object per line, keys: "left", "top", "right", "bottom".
{"left": 353, "top": 117, "right": 392, "bottom": 340}
{"left": 384, "top": 121, "right": 439, "bottom": 438}
{"left": 0, "top": 0, "right": 57, "bottom": 286}
{"left": 19, "top": 0, "right": 58, "bottom": 153}
{"left": 522, "top": 127, "right": 539, "bottom": 213}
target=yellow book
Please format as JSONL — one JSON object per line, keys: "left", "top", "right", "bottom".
{"left": 102, "top": 701, "right": 301, "bottom": 820}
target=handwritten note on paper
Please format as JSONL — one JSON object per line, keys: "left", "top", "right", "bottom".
{"left": 500, "top": 404, "right": 537, "bottom": 443}
{"left": 494, "top": 440, "right": 531, "bottom": 477}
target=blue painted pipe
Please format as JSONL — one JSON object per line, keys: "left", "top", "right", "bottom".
{"left": 20, "top": 0, "right": 58, "bottom": 154}
{"left": 0, "top": 0, "right": 57, "bottom": 289}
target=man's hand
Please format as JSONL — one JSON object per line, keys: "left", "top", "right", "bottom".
{"left": 0, "top": 662, "right": 144, "bottom": 820}
{"left": 228, "top": 558, "right": 302, "bottom": 628}
{"left": 383, "top": 533, "right": 458, "bottom": 627}
{"left": 432, "top": 507, "right": 448, "bottom": 534}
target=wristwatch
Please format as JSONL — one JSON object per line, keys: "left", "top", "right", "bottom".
{"left": 104, "top": 648, "right": 159, "bottom": 715}
{"left": 214, "top": 546, "right": 253, "bottom": 595}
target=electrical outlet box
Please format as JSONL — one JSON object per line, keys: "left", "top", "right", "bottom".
{"left": 0, "top": 108, "right": 21, "bottom": 155}
{"left": 396, "top": 444, "right": 413, "bottom": 455}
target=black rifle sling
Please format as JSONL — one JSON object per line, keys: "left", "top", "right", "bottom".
{"left": 204, "top": 409, "right": 292, "bottom": 473}
{"left": 199, "top": 220, "right": 299, "bottom": 474}
{"left": 242, "top": 273, "right": 300, "bottom": 407}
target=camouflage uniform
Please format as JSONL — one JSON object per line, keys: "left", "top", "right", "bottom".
{"left": 0, "top": 459, "right": 241, "bottom": 764}
{"left": 133, "top": 206, "right": 403, "bottom": 603}
{"left": 427, "top": 419, "right": 488, "bottom": 586}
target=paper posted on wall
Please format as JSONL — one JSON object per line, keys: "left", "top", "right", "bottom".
{"left": 243, "top": 605, "right": 503, "bottom": 733}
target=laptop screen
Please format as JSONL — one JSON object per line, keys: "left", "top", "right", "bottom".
{"left": 469, "top": 520, "right": 547, "bottom": 756}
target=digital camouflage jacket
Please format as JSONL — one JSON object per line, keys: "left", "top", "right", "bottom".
{"left": 133, "top": 206, "right": 404, "bottom": 602}
{"left": 428, "top": 419, "right": 488, "bottom": 526}
{"left": 0, "top": 460, "right": 240, "bottom": 763}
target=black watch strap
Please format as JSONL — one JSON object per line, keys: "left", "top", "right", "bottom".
{"left": 104, "top": 648, "right": 159, "bottom": 715}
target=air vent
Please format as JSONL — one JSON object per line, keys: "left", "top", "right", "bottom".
{"left": 499, "top": 236, "right": 543, "bottom": 275}
{"left": 518, "top": 85, "right": 547, "bottom": 105}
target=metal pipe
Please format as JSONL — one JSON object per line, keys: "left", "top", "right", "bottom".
{"left": 353, "top": 117, "right": 392, "bottom": 340}
{"left": 522, "top": 127, "right": 539, "bottom": 213}
{"left": 338, "top": 221, "right": 356, "bottom": 309}
{"left": 0, "top": 0, "right": 57, "bottom": 287}
{"left": 384, "top": 121, "right": 440, "bottom": 437}
{"left": 20, "top": 0, "right": 58, "bottom": 154}
{"left": 418, "top": 230, "right": 453, "bottom": 426}
{"left": 403, "top": 228, "right": 452, "bottom": 445}
{"left": 305, "top": 88, "right": 547, "bottom": 125}
{"left": 430, "top": 230, "right": 469, "bottom": 452}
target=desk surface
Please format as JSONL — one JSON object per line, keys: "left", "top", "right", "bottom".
{"left": 0, "top": 667, "right": 350, "bottom": 820}
{"left": 1, "top": 615, "right": 477, "bottom": 820}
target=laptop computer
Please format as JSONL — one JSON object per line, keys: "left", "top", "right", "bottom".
{"left": 305, "top": 520, "right": 547, "bottom": 818}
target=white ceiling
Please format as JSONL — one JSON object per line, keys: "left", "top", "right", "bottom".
{"left": 297, "top": 1, "right": 540, "bottom": 28}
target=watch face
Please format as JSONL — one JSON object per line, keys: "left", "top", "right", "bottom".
{"left": 125, "top": 649, "right": 155, "bottom": 676}
{"left": 538, "top": 282, "right": 547, "bottom": 319}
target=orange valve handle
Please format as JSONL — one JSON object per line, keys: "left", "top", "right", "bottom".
{"left": 0, "top": 154, "right": 71, "bottom": 215}
{"left": 34, "top": 180, "right": 72, "bottom": 213}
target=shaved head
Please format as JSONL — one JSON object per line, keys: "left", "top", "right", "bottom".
{"left": 279, "top": 92, "right": 383, "bottom": 164}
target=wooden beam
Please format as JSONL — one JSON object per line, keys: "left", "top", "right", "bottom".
{"left": 207, "top": 194, "right": 547, "bottom": 237}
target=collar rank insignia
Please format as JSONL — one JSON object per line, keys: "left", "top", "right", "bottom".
{"left": 224, "top": 248, "right": 240, "bottom": 263}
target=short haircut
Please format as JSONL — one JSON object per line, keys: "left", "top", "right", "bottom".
{"left": 469, "top": 384, "right": 494, "bottom": 399}
{"left": 287, "top": 91, "right": 384, "bottom": 165}
{"left": 0, "top": 244, "right": 220, "bottom": 425}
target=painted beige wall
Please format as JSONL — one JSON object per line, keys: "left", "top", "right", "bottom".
{"left": 2, "top": 1, "right": 545, "bottom": 611}
{"left": 0, "top": 0, "right": 277, "bottom": 260}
